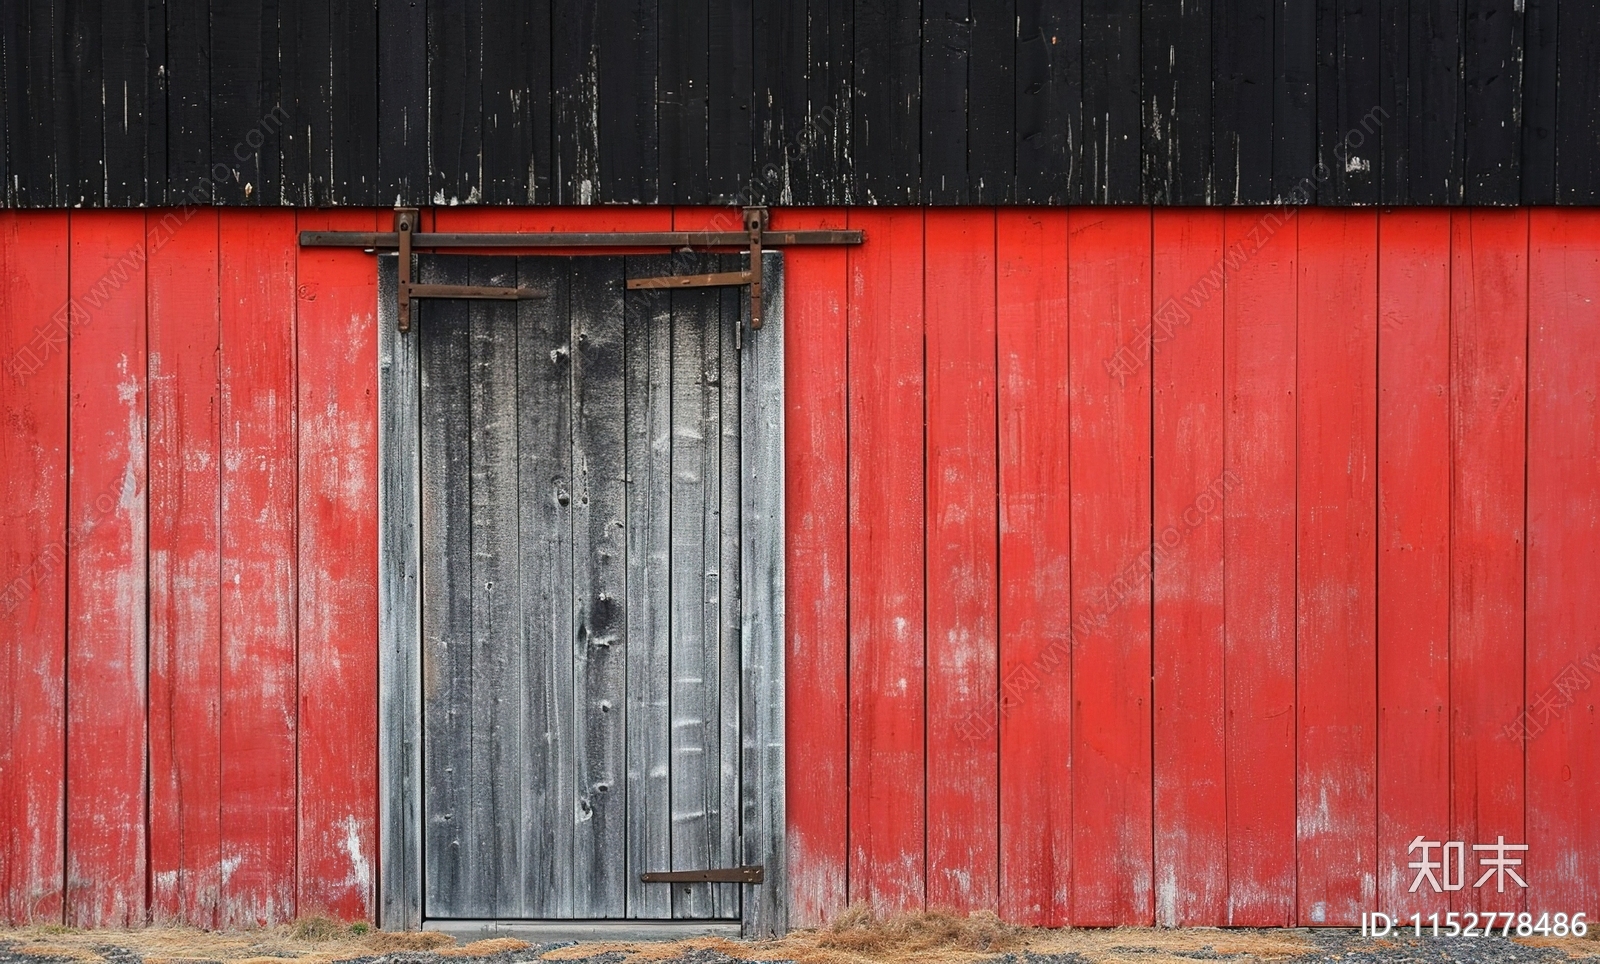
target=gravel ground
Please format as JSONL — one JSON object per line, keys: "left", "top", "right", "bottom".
{"left": 0, "top": 929, "right": 1591, "bottom": 964}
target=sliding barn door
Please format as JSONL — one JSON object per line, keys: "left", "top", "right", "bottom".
{"left": 415, "top": 254, "right": 749, "bottom": 922}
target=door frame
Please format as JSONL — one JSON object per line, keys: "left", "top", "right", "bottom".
{"left": 374, "top": 252, "right": 788, "bottom": 936}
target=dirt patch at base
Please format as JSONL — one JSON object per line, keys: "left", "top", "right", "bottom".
{"left": 1513, "top": 936, "right": 1600, "bottom": 959}
{"left": 0, "top": 918, "right": 464, "bottom": 964}
{"left": 538, "top": 906, "right": 1316, "bottom": 964}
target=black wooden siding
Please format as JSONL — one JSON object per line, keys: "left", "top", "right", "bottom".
{"left": 3, "top": 0, "right": 1598, "bottom": 207}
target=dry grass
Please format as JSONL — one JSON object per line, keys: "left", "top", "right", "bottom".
{"left": 539, "top": 906, "right": 1317, "bottom": 964}
{"left": 0, "top": 917, "right": 464, "bottom": 963}
{"left": 1513, "top": 934, "right": 1600, "bottom": 959}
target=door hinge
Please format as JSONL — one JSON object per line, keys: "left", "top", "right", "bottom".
{"left": 625, "top": 206, "right": 770, "bottom": 332}
{"left": 639, "top": 865, "right": 764, "bottom": 885}
{"left": 394, "top": 208, "right": 544, "bottom": 332}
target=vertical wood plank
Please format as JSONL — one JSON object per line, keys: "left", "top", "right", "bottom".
{"left": 624, "top": 256, "right": 673, "bottom": 920}
{"left": 165, "top": 0, "right": 208, "bottom": 200}
{"left": 428, "top": 0, "right": 484, "bottom": 205}
{"left": 295, "top": 209, "right": 380, "bottom": 920}
{"left": 853, "top": 0, "right": 922, "bottom": 204}
{"left": 752, "top": 0, "right": 809, "bottom": 203}
{"left": 996, "top": 209, "right": 1072, "bottom": 927}
{"left": 846, "top": 209, "right": 925, "bottom": 912}
{"left": 1015, "top": 0, "right": 1081, "bottom": 204}
{"left": 1554, "top": 0, "right": 1600, "bottom": 202}
{"left": 210, "top": 0, "right": 276, "bottom": 204}
{"left": 470, "top": 257, "right": 525, "bottom": 917}
{"left": 772, "top": 209, "right": 851, "bottom": 927}
{"left": 706, "top": 0, "right": 751, "bottom": 200}
{"left": 741, "top": 250, "right": 787, "bottom": 936}
{"left": 1152, "top": 208, "right": 1228, "bottom": 926}
{"left": 669, "top": 262, "right": 726, "bottom": 920}
{"left": 1080, "top": 0, "right": 1141, "bottom": 202}
{"left": 921, "top": 0, "right": 970, "bottom": 204}
{"left": 517, "top": 256, "right": 577, "bottom": 919}
{"left": 0, "top": 212, "right": 69, "bottom": 924}
{"left": 598, "top": 0, "right": 659, "bottom": 202}
{"left": 1067, "top": 208, "right": 1152, "bottom": 925}
{"left": 64, "top": 210, "right": 148, "bottom": 928}
{"left": 1222, "top": 207, "right": 1297, "bottom": 926}
{"left": 1143, "top": 0, "right": 1213, "bottom": 203}
{"left": 378, "top": 0, "right": 429, "bottom": 201}
{"left": 1273, "top": 0, "right": 1318, "bottom": 201}
{"left": 219, "top": 210, "right": 298, "bottom": 927}
{"left": 1375, "top": 209, "right": 1452, "bottom": 919}
{"left": 148, "top": 207, "right": 222, "bottom": 928}
{"left": 1519, "top": 0, "right": 1558, "bottom": 204}
{"left": 924, "top": 209, "right": 999, "bottom": 913}
{"left": 1294, "top": 209, "right": 1378, "bottom": 926}
{"left": 658, "top": 0, "right": 710, "bottom": 204}
{"left": 329, "top": 0, "right": 378, "bottom": 204}
{"left": 101, "top": 0, "right": 149, "bottom": 206}
{"left": 1448, "top": 209, "right": 1526, "bottom": 918}
{"left": 1526, "top": 208, "right": 1600, "bottom": 912}
{"left": 1213, "top": 0, "right": 1274, "bottom": 202}
{"left": 571, "top": 256, "right": 629, "bottom": 918}
{"left": 418, "top": 256, "right": 480, "bottom": 919}
{"left": 1407, "top": 0, "right": 1462, "bottom": 203}
{"left": 714, "top": 270, "right": 744, "bottom": 920}
{"left": 1315, "top": 0, "right": 1381, "bottom": 205}
{"left": 967, "top": 0, "right": 1015, "bottom": 203}
{"left": 551, "top": 1, "right": 600, "bottom": 205}
{"left": 1460, "top": 0, "right": 1522, "bottom": 204}
{"left": 377, "top": 252, "right": 422, "bottom": 929}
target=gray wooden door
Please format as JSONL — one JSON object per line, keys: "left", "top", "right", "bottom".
{"left": 416, "top": 254, "right": 746, "bottom": 922}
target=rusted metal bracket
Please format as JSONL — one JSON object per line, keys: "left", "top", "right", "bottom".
{"left": 625, "top": 207, "right": 772, "bottom": 331}
{"left": 639, "top": 866, "right": 765, "bottom": 885}
{"left": 393, "top": 208, "right": 544, "bottom": 332}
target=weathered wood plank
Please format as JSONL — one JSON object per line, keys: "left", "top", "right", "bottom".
{"left": 624, "top": 256, "right": 674, "bottom": 920}
{"left": 219, "top": 211, "right": 299, "bottom": 927}
{"left": 1295, "top": 209, "right": 1378, "bottom": 925}
{"left": 377, "top": 252, "right": 422, "bottom": 930}
{"left": 570, "top": 256, "right": 629, "bottom": 917}
{"left": 1066, "top": 209, "right": 1152, "bottom": 924}
{"left": 0, "top": 212, "right": 70, "bottom": 925}
{"left": 714, "top": 266, "right": 743, "bottom": 920}
{"left": 996, "top": 209, "right": 1072, "bottom": 927}
{"left": 469, "top": 256, "right": 524, "bottom": 917}
{"left": 924, "top": 210, "right": 999, "bottom": 913}
{"left": 771, "top": 209, "right": 850, "bottom": 927}
{"left": 1374, "top": 210, "right": 1451, "bottom": 920}
{"left": 1526, "top": 208, "right": 1600, "bottom": 912}
{"left": 1447, "top": 210, "right": 1526, "bottom": 918}
{"left": 148, "top": 207, "right": 222, "bottom": 927}
{"left": 1151, "top": 208, "right": 1227, "bottom": 926}
{"left": 293, "top": 209, "right": 380, "bottom": 920}
{"left": 845, "top": 209, "right": 925, "bottom": 912}
{"left": 64, "top": 212, "right": 148, "bottom": 927}
{"left": 1221, "top": 207, "right": 1297, "bottom": 926}
{"left": 515, "top": 256, "right": 577, "bottom": 919}
{"left": 670, "top": 261, "right": 724, "bottom": 920}
{"left": 741, "top": 251, "right": 786, "bottom": 938}
{"left": 420, "top": 256, "right": 480, "bottom": 919}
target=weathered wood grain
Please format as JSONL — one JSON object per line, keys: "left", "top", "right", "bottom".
{"left": 0, "top": 212, "right": 69, "bottom": 925}
{"left": 148, "top": 207, "right": 223, "bottom": 927}
{"left": 1295, "top": 210, "right": 1377, "bottom": 926}
{"left": 1375, "top": 210, "right": 1451, "bottom": 920}
{"left": 65, "top": 211, "right": 149, "bottom": 928}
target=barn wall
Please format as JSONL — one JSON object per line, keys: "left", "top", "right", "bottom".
{"left": 2, "top": 206, "right": 1598, "bottom": 929}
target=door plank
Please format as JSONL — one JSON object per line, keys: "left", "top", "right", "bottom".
{"left": 516, "top": 257, "right": 578, "bottom": 919}
{"left": 624, "top": 255, "right": 674, "bottom": 919}
{"left": 715, "top": 266, "right": 743, "bottom": 920}
{"left": 468, "top": 256, "right": 524, "bottom": 918}
{"left": 420, "top": 256, "right": 479, "bottom": 918}
{"left": 570, "top": 257, "right": 630, "bottom": 918}
{"left": 670, "top": 261, "right": 725, "bottom": 920}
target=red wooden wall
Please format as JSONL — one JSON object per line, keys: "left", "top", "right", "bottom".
{"left": 2, "top": 207, "right": 1597, "bottom": 929}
